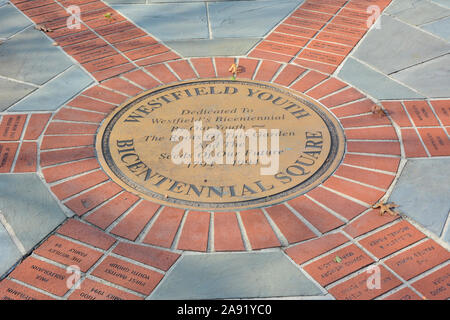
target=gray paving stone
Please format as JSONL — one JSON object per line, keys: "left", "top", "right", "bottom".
{"left": 0, "top": 27, "right": 73, "bottom": 85}
{"left": 352, "top": 14, "right": 450, "bottom": 74}
{"left": 421, "top": 16, "right": 450, "bottom": 41}
{"left": 432, "top": 0, "right": 450, "bottom": 9}
{"left": 150, "top": 251, "right": 322, "bottom": 299}
{"left": 0, "top": 174, "right": 67, "bottom": 253}
{"left": 111, "top": 3, "right": 208, "bottom": 41}
{"left": 391, "top": 54, "right": 450, "bottom": 98}
{"left": 0, "top": 222, "right": 22, "bottom": 278}
{"left": 165, "top": 38, "right": 260, "bottom": 57}
{"left": 0, "top": 78, "right": 36, "bottom": 112}
{"left": 389, "top": 158, "right": 450, "bottom": 240}
{"left": 10, "top": 66, "right": 94, "bottom": 112}
{"left": 209, "top": 0, "right": 302, "bottom": 38}
{"left": 338, "top": 57, "right": 425, "bottom": 100}
{"left": 105, "top": 0, "right": 145, "bottom": 3}
{"left": 443, "top": 219, "right": 450, "bottom": 244}
{"left": 386, "top": 0, "right": 450, "bottom": 26}
{"left": 0, "top": 4, "right": 31, "bottom": 39}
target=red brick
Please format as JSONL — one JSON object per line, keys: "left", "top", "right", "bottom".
{"left": 266, "top": 32, "right": 309, "bottom": 47}
{"left": 265, "top": 204, "right": 316, "bottom": 243}
{"left": 145, "top": 63, "right": 179, "bottom": 84}
{"left": 168, "top": 60, "right": 197, "bottom": 80}
{"left": 343, "top": 153, "right": 400, "bottom": 173}
{"left": 41, "top": 135, "right": 95, "bottom": 150}
{"left": 124, "top": 44, "right": 169, "bottom": 61}
{"left": 177, "top": 211, "right": 210, "bottom": 252}
{"left": 430, "top": 100, "right": 450, "bottom": 126}
{"left": 248, "top": 49, "right": 292, "bottom": 63}
{"left": 404, "top": 101, "right": 440, "bottom": 127}
{"left": 315, "top": 31, "right": 360, "bottom": 46}
{"left": 63, "top": 38, "right": 109, "bottom": 56}
{"left": 330, "top": 99, "right": 376, "bottom": 118}
{"left": 13, "top": 141, "right": 37, "bottom": 173}
{"left": 86, "top": 192, "right": 140, "bottom": 230}
{"left": 301, "top": 2, "right": 341, "bottom": 14}
{"left": 35, "top": 235, "right": 103, "bottom": 272}
{"left": 345, "top": 126, "right": 398, "bottom": 141}
{"left": 307, "top": 40, "right": 353, "bottom": 56}
{"left": 292, "top": 8, "right": 333, "bottom": 22}
{"left": 65, "top": 181, "right": 123, "bottom": 216}
{"left": 67, "top": 95, "right": 116, "bottom": 113}
{"left": 23, "top": 113, "right": 51, "bottom": 140}
{"left": 343, "top": 209, "right": 400, "bottom": 238}
{"left": 401, "top": 128, "right": 428, "bottom": 158}
{"left": 274, "top": 24, "right": 317, "bottom": 38}
{"left": 335, "top": 164, "right": 395, "bottom": 190}
{"left": 285, "top": 16, "right": 326, "bottom": 30}
{"left": 191, "top": 58, "right": 216, "bottom": 78}
{"left": 329, "top": 265, "right": 401, "bottom": 300}
{"left": 298, "top": 49, "right": 345, "bottom": 66}
{"left": 10, "top": 257, "right": 71, "bottom": 296}
{"left": 322, "top": 176, "right": 385, "bottom": 205}
{"left": 40, "top": 146, "right": 96, "bottom": 167}
{"left": 44, "top": 121, "right": 99, "bottom": 136}
{"left": 347, "top": 141, "right": 401, "bottom": 155}
{"left": 253, "top": 60, "right": 281, "bottom": 82}
{"left": 30, "top": 9, "right": 70, "bottom": 25}
{"left": 255, "top": 40, "right": 301, "bottom": 57}
{"left": 0, "top": 114, "right": 27, "bottom": 141}
{"left": 214, "top": 57, "right": 235, "bottom": 77}
{"left": 102, "top": 78, "right": 143, "bottom": 96}
{"left": 306, "top": 78, "right": 347, "bottom": 99}
{"left": 383, "top": 287, "right": 422, "bottom": 300}
{"left": 340, "top": 112, "right": 391, "bottom": 128}
{"left": 322, "top": 23, "right": 366, "bottom": 38}
{"left": 294, "top": 58, "right": 337, "bottom": 74}
{"left": 143, "top": 207, "right": 185, "bottom": 248}
{"left": 274, "top": 64, "right": 306, "bottom": 86}
{"left": 307, "top": 186, "right": 368, "bottom": 220}
{"left": 381, "top": 101, "right": 412, "bottom": 127}
{"left": 320, "top": 87, "right": 365, "bottom": 107}
{"left": 42, "top": 158, "right": 100, "bottom": 183}
{"left": 288, "top": 197, "right": 345, "bottom": 233}
{"left": 115, "top": 36, "right": 158, "bottom": 52}
{"left": 285, "top": 232, "right": 348, "bottom": 265}
{"left": 91, "top": 256, "right": 163, "bottom": 295}
{"left": 411, "top": 265, "right": 450, "bottom": 300}
{"left": 290, "top": 70, "right": 328, "bottom": 92}
{"left": 135, "top": 51, "right": 181, "bottom": 67}
{"left": 213, "top": 212, "right": 245, "bottom": 252}
{"left": 113, "top": 242, "right": 180, "bottom": 272}
{"left": 111, "top": 200, "right": 160, "bottom": 241}
{"left": 236, "top": 58, "right": 259, "bottom": 80}
{"left": 72, "top": 46, "right": 117, "bottom": 64}
{"left": 359, "top": 221, "right": 426, "bottom": 259}
{"left": 54, "top": 107, "right": 106, "bottom": 123}
{"left": 418, "top": 127, "right": 450, "bottom": 157}
{"left": 0, "top": 279, "right": 54, "bottom": 300}
{"left": 123, "top": 69, "right": 160, "bottom": 89}
{"left": 332, "top": 15, "right": 369, "bottom": 30}
{"left": 82, "top": 54, "right": 128, "bottom": 73}
{"left": 15, "top": 0, "right": 54, "bottom": 11}
{"left": 103, "top": 28, "right": 147, "bottom": 44}
{"left": 303, "top": 244, "right": 374, "bottom": 286}
{"left": 50, "top": 170, "right": 109, "bottom": 200}
{"left": 57, "top": 30, "right": 97, "bottom": 47}
{"left": 240, "top": 209, "right": 281, "bottom": 250}
{"left": 82, "top": 86, "right": 128, "bottom": 104}
{"left": 85, "top": 14, "right": 126, "bottom": 29}
{"left": 69, "top": 278, "right": 142, "bottom": 300}
{"left": 57, "top": 219, "right": 116, "bottom": 250}
{"left": 92, "top": 63, "right": 136, "bottom": 82}
{"left": 385, "top": 240, "right": 450, "bottom": 281}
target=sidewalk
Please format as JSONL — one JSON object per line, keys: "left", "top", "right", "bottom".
{"left": 0, "top": 0, "right": 449, "bottom": 300}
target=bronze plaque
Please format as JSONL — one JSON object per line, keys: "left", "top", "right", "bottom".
{"left": 96, "top": 79, "right": 345, "bottom": 210}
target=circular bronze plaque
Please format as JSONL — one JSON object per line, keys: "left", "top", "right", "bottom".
{"left": 97, "top": 79, "right": 345, "bottom": 210}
